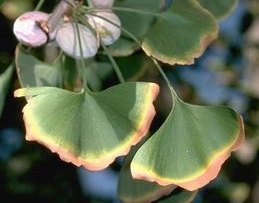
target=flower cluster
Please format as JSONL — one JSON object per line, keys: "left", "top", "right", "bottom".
{"left": 13, "top": 0, "right": 121, "bottom": 59}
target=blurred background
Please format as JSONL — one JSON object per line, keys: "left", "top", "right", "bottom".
{"left": 0, "top": 0, "right": 259, "bottom": 202}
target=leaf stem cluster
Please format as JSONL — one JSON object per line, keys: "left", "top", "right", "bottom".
{"left": 84, "top": 4, "right": 177, "bottom": 96}
{"left": 34, "top": 0, "right": 175, "bottom": 95}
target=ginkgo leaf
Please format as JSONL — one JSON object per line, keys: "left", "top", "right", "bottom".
{"left": 142, "top": 0, "right": 218, "bottom": 65}
{"left": 197, "top": 0, "right": 238, "bottom": 20}
{"left": 118, "top": 138, "right": 176, "bottom": 203}
{"left": 14, "top": 82, "right": 159, "bottom": 171}
{"left": 15, "top": 46, "right": 62, "bottom": 88}
{"left": 131, "top": 90, "right": 244, "bottom": 191}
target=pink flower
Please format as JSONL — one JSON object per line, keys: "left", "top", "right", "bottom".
{"left": 13, "top": 11, "right": 49, "bottom": 47}
{"left": 13, "top": 0, "right": 121, "bottom": 58}
{"left": 89, "top": 0, "right": 115, "bottom": 8}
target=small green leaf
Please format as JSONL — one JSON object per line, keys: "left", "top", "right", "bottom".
{"left": 197, "top": 0, "right": 238, "bottom": 20}
{"left": 142, "top": 0, "right": 218, "bottom": 65}
{"left": 118, "top": 138, "right": 176, "bottom": 203}
{"left": 14, "top": 82, "right": 159, "bottom": 170}
{"left": 131, "top": 90, "right": 244, "bottom": 191}
{"left": 15, "top": 46, "right": 63, "bottom": 88}
{"left": 0, "top": 64, "right": 14, "bottom": 117}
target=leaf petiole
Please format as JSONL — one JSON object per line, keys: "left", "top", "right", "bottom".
{"left": 86, "top": 9, "right": 179, "bottom": 96}
{"left": 74, "top": 20, "right": 89, "bottom": 91}
{"left": 87, "top": 6, "right": 161, "bottom": 17}
{"left": 94, "top": 12, "right": 178, "bottom": 98}
{"left": 101, "top": 43, "right": 125, "bottom": 84}
{"left": 77, "top": 12, "right": 126, "bottom": 84}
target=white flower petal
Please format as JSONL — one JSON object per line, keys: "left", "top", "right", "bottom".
{"left": 87, "top": 11, "right": 121, "bottom": 46}
{"left": 90, "top": 0, "right": 115, "bottom": 8}
{"left": 56, "top": 22, "right": 99, "bottom": 59}
{"left": 13, "top": 11, "right": 49, "bottom": 47}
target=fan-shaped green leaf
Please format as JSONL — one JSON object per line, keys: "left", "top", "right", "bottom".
{"left": 142, "top": 0, "right": 218, "bottom": 65}
{"left": 197, "top": 0, "right": 238, "bottom": 20}
{"left": 118, "top": 138, "right": 176, "bottom": 203}
{"left": 0, "top": 64, "right": 14, "bottom": 117}
{"left": 15, "top": 46, "right": 62, "bottom": 87}
{"left": 14, "top": 82, "right": 159, "bottom": 171}
{"left": 131, "top": 92, "right": 244, "bottom": 191}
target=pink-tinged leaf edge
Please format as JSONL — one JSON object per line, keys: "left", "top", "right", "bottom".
{"left": 131, "top": 115, "right": 245, "bottom": 191}
{"left": 14, "top": 83, "right": 160, "bottom": 171}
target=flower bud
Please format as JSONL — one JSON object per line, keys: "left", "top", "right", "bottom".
{"left": 13, "top": 11, "right": 49, "bottom": 47}
{"left": 90, "top": 0, "right": 115, "bottom": 8}
{"left": 87, "top": 11, "right": 121, "bottom": 46}
{"left": 55, "top": 22, "right": 99, "bottom": 59}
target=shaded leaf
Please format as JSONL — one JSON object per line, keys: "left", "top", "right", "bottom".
{"left": 85, "top": 61, "right": 113, "bottom": 91}
{"left": 15, "top": 46, "right": 63, "bottom": 88}
{"left": 158, "top": 189, "right": 198, "bottom": 203}
{"left": 14, "top": 82, "right": 159, "bottom": 171}
{"left": 114, "top": 0, "right": 163, "bottom": 37}
{"left": 116, "top": 54, "right": 154, "bottom": 81}
{"left": 62, "top": 55, "right": 78, "bottom": 90}
{"left": 118, "top": 138, "right": 176, "bottom": 203}
{"left": 131, "top": 90, "right": 244, "bottom": 191}
{"left": 0, "top": 64, "right": 14, "bottom": 117}
{"left": 197, "top": 0, "right": 238, "bottom": 20}
{"left": 108, "top": 0, "right": 163, "bottom": 56}
{"left": 142, "top": 0, "right": 218, "bottom": 65}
